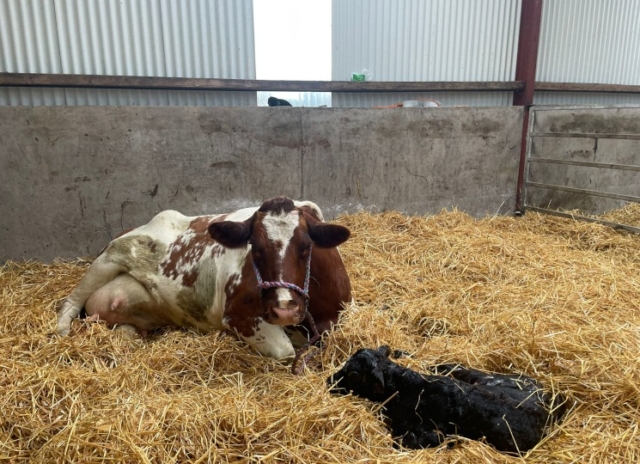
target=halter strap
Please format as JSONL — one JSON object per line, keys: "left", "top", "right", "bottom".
{"left": 252, "top": 245, "right": 313, "bottom": 300}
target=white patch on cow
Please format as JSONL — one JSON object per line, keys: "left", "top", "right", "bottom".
{"left": 275, "top": 288, "right": 294, "bottom": 303}
{"left": 179, "top": 228, "right": 196, "bottom": 246}
{"left": 224, "top": 206, "right": 259, "bottom": 223}
{"left": 226, "top": 271, "right": 242, "bottom": 294}
{"left": 294, "top": 200, "right": 325, "bottom": 221}
{"left": 240, "top": 318, "right": 295, "bottom": 359}
{"left": 263, "top": 211, "right": 299, "bottom": 259}
{"left": 136, "top": 210, "right": 194, "bottom": 243}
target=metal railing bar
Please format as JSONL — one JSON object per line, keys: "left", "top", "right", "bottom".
{"left": 525, "top": 182, "right": 640, "bottom": 203}
{"left": 531, "top": 132, "right": 640, "bottom": 140}
{"left": 527, "top": 158, "right": 640, "bottom": 172}
{"left": 525, "top": 206, "right": 640, "bottom": 234}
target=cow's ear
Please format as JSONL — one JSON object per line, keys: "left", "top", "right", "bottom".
{"left": 305, "top": 213, "right": 350, "bottom": 248}
{"left": 208, "top": 218, "right": 252, "bottom": 248}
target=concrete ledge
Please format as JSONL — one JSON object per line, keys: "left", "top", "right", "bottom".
{"left": 0, "top": 106, "right": 522, "bottom": 261}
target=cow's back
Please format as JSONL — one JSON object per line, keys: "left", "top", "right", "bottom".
{"left": 115, "top": 210, "right": 200, "bottom": 245}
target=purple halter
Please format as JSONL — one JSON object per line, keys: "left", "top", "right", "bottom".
{"left": 251, "top": 244, "right": 313, "bottom": 301}
{"left": 251, "top": 243, "right": 322, "bottom": 375}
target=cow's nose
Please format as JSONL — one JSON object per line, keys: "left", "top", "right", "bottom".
{"left": 269, "top": 300, "right": 302, "bottom": 326}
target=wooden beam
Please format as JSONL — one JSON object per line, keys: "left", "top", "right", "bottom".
{"left": 536, "top": 82, "right": 640, "bottom": 93}
{"left": 0, "top": 73, "right": 524, "bottom": 93}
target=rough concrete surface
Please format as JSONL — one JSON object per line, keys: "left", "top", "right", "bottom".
{"left": 1, "top": 106, "right": 522, "bottom": 262}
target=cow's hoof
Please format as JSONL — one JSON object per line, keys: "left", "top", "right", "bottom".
{"left": 55, "top": 325, "right": 71, "bottom": 336}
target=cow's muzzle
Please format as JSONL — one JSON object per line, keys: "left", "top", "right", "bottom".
{"left": 266, "top": 301, "right": 305, "bottom": 326}
{"left": 251, "top": 246, "right": 312, "bottom": 327}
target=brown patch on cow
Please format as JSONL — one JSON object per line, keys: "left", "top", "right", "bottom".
{"left": 161, "top": 215, "right": 227, "bottom": 286}
{"left": 258, "top": 196, "right": 295, "bottom": 215}
{"left": 180, "top": 269, "right": 199, "bottom": 287}
{"left": 221, "top": 262, "right": 261, "bottom": 338}
{"left": 307, "top": 245, "right": 351, "bottom": 331}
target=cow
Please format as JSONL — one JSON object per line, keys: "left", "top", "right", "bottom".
{"left": 57, "top": 197, "right": 352, "bottom": 365}
{"left": 328, "top": 347, "right": 567, "bottom": 453}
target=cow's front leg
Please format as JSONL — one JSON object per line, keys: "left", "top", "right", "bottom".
{"left": 224, "top": 315, "right": 295, "bottom": 360}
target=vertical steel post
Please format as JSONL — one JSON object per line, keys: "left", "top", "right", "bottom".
{"left": 514, "top": 0, "right": 544, "bottom": 214}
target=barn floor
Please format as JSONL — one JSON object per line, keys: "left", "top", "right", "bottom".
{"left": 1, "top": 205, "right": 639, "bottom": 463}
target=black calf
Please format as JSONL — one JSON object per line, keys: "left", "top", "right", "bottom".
{"left": 328, "top": 346, "right": 566, "bottom": 453}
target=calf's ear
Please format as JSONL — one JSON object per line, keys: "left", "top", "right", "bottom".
{"left": 377, "top": 346, "right": 392, "bottom": 357}
{"left": 305, "top": 213, "right": 351, "bottom": 248}
{"left": 373, "top": 368, "right": 385, "bottom": 395}
{"left": 208, "top": 217, "right": 252, "bottom": 248}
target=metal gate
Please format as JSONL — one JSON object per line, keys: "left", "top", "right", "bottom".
{"left": 523, "top": 106, "right": 640, "bottom": 234}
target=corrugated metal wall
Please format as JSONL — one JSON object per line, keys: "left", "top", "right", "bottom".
{"left": 535, "top": 0, "right": 640, "bottom": 105}
{"left": 0, "top": 0, "right": 256, "bottom": 106}
{"left": 332, "top": 0, "right": 640, "bottom": 108}
{"left": 4, "top": 0, "right": 640, "bottom": 108}
{"left": 331, "top": 0, "right": 522, "bottom": 107}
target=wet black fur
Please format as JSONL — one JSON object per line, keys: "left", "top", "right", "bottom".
{"left": 328, "top": 346, "right": 567, "bottom": 453}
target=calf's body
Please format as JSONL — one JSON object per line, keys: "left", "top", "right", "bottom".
{"left": 328, "top": 347, "right": 566, "bottom": 453}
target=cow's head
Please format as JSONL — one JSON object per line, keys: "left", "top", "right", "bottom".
{"left": 208, "top": 197, "right": 350, "bottom": 326}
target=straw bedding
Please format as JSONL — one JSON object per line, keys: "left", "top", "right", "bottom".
{"left": 1, "top": 205, "right": 639, "bottom": 463}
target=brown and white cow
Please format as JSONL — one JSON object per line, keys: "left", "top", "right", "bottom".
{"left": 57, "top": 197, "right": 352, "bottom": 360}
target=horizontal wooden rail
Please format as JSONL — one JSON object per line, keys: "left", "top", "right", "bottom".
{"left": 525, "top": 206, "right": 640, "bottom": 234}
{"left": 536, "top": 82, "right": 640, "bottom": 93}
{"left": 4, "top": 74, "right": 640, "bottom": 95}
{"left": 0, "top": 73, "right": 524, "bottom": 93}
{"left": 527, "top": 158, "right": 640, "bottom": 172}
{"left": 526, "top": 182, "right": 640, "bottom": 203}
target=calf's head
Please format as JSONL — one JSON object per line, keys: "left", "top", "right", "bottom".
{"left": 327, "top": 346, "right": 392, "bottom": 401}
{"left": 208, "top": 197, "right": 350, "bottom": 326}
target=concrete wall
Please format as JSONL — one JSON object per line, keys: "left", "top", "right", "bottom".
{"left": 526, "top": 107, "right": 640, "bottom": 214}
{"left": 0, "top": 106, "right": 522, "bottom": 262}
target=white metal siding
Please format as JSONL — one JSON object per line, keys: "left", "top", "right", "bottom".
{"left": 334, "top": 91, "right": 515, "bottom": 107}
{"left": 0, "top": 0, "right": 256, "bottom": 106}
{"left": 331, "top": 0, "right": 522, "bottom": 107}
{"left": 534, "top": 92, "right": 640, "bottom": 106}
{"left": 534, "top": 0, "right": 640, "bottom": 105}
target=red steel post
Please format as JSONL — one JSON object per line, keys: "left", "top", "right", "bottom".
{"left": 514, "top": 0, "right": 544, "bottom": 214}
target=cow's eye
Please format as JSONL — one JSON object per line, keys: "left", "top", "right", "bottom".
{"left": 252, "top": 248, "right": 262, "bottom": 259}
{"left": 300, "top": 245, "right": 311, "bottom": 256}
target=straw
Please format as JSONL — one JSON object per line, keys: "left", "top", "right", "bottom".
{"left": 1, "top": 204, "right": 639, "bottom": 463}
